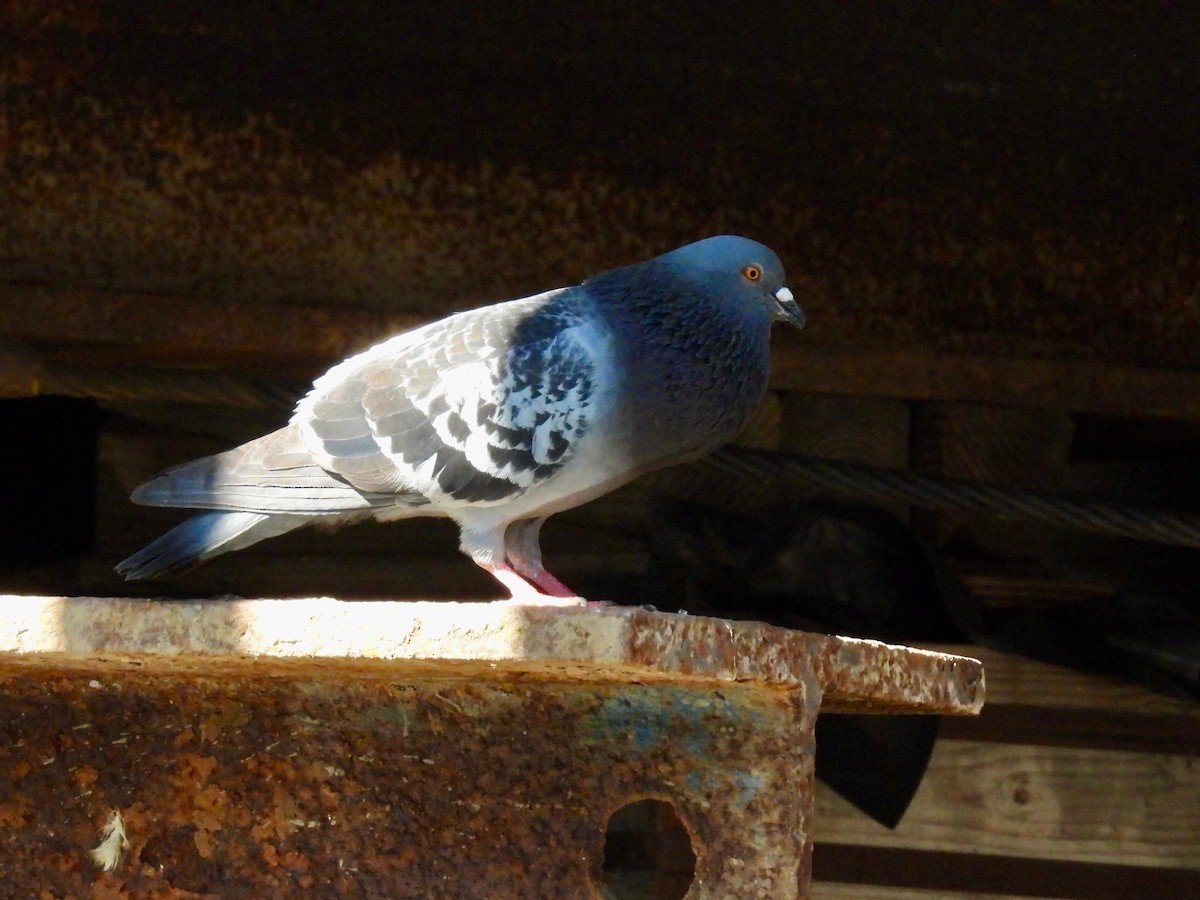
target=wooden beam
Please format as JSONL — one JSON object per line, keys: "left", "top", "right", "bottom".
{"left": 0, "top": 285, "right": 419, "bottom": 376}
{"left": 814, "top": 739, "right": 1200, "bottom": 868}
{"left": 813, "top": 845, "right": 1200, "bottom": 899}
{"left": 776, "top": 341, "right": 1200, "bottom": 419}
{"left": 7, "top": 286, "right": 1200, "bottom": 419}
{"left": 926, "top": 645, "right": 1200, "bottom": 718}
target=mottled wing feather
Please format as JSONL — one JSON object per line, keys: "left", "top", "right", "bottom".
{"left": 298, "top": 289, "right": 597, "bottom": 508}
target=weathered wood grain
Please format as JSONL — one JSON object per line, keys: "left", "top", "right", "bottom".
{"left": 928, "top": 645, "right": 1200, "bottom": 718}
{"left": 777, "top": 344, "right": 1200, "bottom": 420}
{"left": 10, "top": 289, "right": 1200, "bottom": 420}
{"left": 780, "top": 394, "right": 912, "bottom": 470}
{"left": 814, "top": 739, "right": 1200, "bottom": 868}
{"left": 813, "top": 845, "right": 1200, "bottom": 900}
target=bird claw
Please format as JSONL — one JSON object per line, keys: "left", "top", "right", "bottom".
{"left": 490, "top": 594, "right": 591, "bottom": 608}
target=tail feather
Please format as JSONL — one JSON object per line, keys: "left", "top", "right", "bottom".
{"left": 130, "top": 424, "right": 405, "bottom": 514}
{"left": 116, "top": 511, "right": 308, "bottom": 580}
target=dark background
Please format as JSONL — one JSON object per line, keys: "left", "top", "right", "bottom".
{"left": 6, "top": 2, "right": 1200, "bottom": 367}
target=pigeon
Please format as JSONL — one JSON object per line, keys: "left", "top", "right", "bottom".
{"left": 116, "top": 235, "right": 805, "bottom": 603}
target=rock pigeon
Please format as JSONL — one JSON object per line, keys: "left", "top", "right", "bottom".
{"left": 116, "top": 235, "right": 805, "bottom": 603}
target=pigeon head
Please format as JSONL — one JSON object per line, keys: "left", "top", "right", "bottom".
{"left": 659, "top": 235, "right": 805, "bottom": 330}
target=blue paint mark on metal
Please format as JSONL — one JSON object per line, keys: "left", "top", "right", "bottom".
{"left": 594, "top": 694, "right": 661, "bottom": 753}
{"left": 685, "top": 769, "right": 766, "bottom": 811}
{"left": 733, "top": 771, "right": 766, "bottom": 811}
{"left": 583, "top": 687, "right": 773, "bottom": 758}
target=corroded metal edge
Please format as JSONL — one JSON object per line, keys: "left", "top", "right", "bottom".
{"left": 0, "top": 596, "right": 983, "bottom": 715}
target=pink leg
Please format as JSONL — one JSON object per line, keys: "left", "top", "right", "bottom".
{"left": 502, "top": 517, "right": 585, "bottom": 601}
{"left": 466, "top": 519, "right": 607, "bottom": 607}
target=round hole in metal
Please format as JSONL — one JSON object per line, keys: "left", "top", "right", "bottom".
{"left": 598, "top": 798, "right": 695, "bottom": 899}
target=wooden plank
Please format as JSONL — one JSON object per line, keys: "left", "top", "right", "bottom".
{"left": 9, "top": 287, "right": 1200, "bottom": 421}
{"left": 927, "top": 645, "right": 1200, "bottom": 718}
{"left": 957, "top": 571, "right": 1117, "bottom": 609}
{"left": 775, "top": 342, "right": 1200, "bottom": 420}
{"left": 910, "top": 404, "right": 1073, "bottom": 490}
{"left": 930, "top": 641, "right": 1200, "bottom": 756}
{"left": 814, "top": 739, "right": 1200, "bottom": 868}
{"left": 779, "top": 394, "right": 911, "bottom": 469}
{"left": 942, "top": 703, "right": 1200, "bottom": 757}
{"left": 0, "top": 285, "right": 416, "bottom": 375}
{"left": 813, "top": 846, "right": 1200, "bottom": 899}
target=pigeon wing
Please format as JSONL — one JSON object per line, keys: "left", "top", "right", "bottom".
{"left": 297, "top": 290, "right": 598, "bottom": 508}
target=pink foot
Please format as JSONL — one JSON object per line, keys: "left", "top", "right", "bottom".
{"left": 482, "top": 563, "right": 589, "bottom": 607}
{"left": 523, "top": 568, "right": 577, "bottom": 598}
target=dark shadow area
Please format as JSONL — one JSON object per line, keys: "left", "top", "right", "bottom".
{"left": 15, "top": 2, "right": 1200, "bottom": 225}
{"left": 0, "top": 398, "right": 103, "bottom": 575}
{"left": 600, "top": 798, "right": 695, "bottom": 900}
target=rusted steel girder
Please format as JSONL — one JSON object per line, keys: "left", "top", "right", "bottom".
{"left": 0, "top": 598, "right": 983, "bottom": 898}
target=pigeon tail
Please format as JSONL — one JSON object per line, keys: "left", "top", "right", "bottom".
{"left": 129, "top": 426, "right": 402, "bottom": 515}
{"left": 116, "top": 511, "right": 308, "bottom": 580}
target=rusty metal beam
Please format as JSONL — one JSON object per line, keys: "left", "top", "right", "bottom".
{"left": 0, "top": 598, "right": 982, "bottom": 897}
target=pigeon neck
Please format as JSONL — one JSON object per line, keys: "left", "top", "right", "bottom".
{"left": 586, "top": 262, "right": 774, "bottom": 457}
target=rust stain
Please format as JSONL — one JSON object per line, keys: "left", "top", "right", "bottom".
{"left": 5, "top": 598, "right": 984, "bottom": 716}
{"left": 0, "top": 668, "right": 811, "bottom": 898}
{"left": 0, "top": 598, "right": 983, "bottom": 896}
{"left": 0, "top": 596, "right": 983, "bottom": 897}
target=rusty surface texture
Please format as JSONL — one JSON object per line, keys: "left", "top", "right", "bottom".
{"left": 5, "top": 3, "right": 1200, "bottom": 372}
{"left": 0, "top": 666, "right": 812, "bottom": 899}
{"left": 1, "top": 598, "right": 985, "bottom": 716}
{"left": 0, "top": 597, "right": 982, "bottom": 897}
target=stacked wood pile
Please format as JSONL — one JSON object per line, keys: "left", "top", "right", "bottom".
{"left": 4, "top": 3, "right": 1199, "bottom": 896}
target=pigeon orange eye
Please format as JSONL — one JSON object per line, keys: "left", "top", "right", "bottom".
{"left": 742, "top": 264, "right": 762, "bottom": 282}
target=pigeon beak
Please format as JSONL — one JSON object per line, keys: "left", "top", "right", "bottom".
{"left": 772, "top": 286, "right": 806, "bottom": 329}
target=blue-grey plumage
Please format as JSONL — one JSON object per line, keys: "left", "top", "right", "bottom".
{"left": 116, "top": 235, "right": 804, "bottom": 602}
